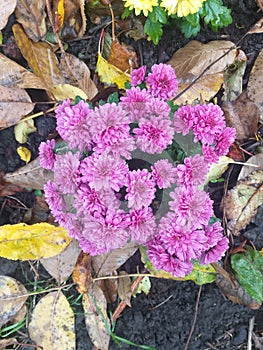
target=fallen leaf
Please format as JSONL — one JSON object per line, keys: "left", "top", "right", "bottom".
{"left": 0, "top": 275, "right": 28, "bottom": 328}
{"left": 14, "top": 119, "right": 36, "bottom": 143}
{"left": 72, "top": 251, "right": 93, "bottom": 293}
{"left": 29, "top": 291, "right": 75, "bottom": 350}
{"left": 0, "top": 171, "right": 24, "bottom": 197}
{"left": 53, "top": 0, "right": 65, "bottom": 33}
{"left": 248, "top": 17, "right": 263, "bottom": 34}
{"left": 118, "top": 271, "right": 132, "bottom": 307}
{"left": 133, "top": 276, "right": 151, "bottom": 296}
{"left": 51, "top": 83, "right": 88, "bottom": 101}
{"left": 62, "top": 0, "right": 86, "bottom": 39}
{"left": 223, "top": 170, "right": 263, "bottom": 235}
{"left": 0, "top": 85, "right": 35, "bottom": 129}
{"left": 238, "top": 153, "right": 263, "bottom": 181}
{"left": 17, "top": 147, "right": 31, "bottom": 164}
{"left": 4, "top": 157, "right": 54, "bottom": 190}
{"left": 82, "top": 284, "right": 110, "bottom": 350}
{"left": 205, "top": 156, "right": 234, "bottom": 185}
{"left": 107, "top": 39, "right": 137, "bottom": 73}
{"left": 221, "top": 91, "right": 260, "bottom": 141}
{"left": 247, "top": 47, "right": 263, "bottom": 115}
{"left": 97, "top": 271, "right": 118, "bottom": 304}
{"left": 41, "top": 239, "right": 81, "bottom": 284}
{"left": 0, "top": 0, "right": 17, "bottom": 30}
{"left": 11, "top": 303, "right": 27, "bottom": 324}
{"left": 0, "top": 223, "right": 71, "bottom": 260}
{"left": 0, "top": 338, "right": 18, "bottom": 348}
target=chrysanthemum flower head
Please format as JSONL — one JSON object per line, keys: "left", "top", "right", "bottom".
{"left": 151, "top": 159, "right": 177, "bottom": 189}
{"left": 129, "top": 207, "right": 156, "bottom": 244}
{"left": 161, "top": 0, "right": 206, "bottom": 17}
{"left": 54, "top": 152, "right": 80, "bottom": 194}
{"left": 131, "top": 66, "right": 146, "bottom": 86}
{"left": 123, "top": 0, "right": 158, "bottom": 17}
{"left": 39, "top": 139, "right": 56, "bottom": 170}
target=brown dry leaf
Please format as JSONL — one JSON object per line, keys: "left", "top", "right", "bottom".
{"left": 97, "top": 271, "right": 118, "bottom": 304}
{"left": 13, "top": 23, "right": 63, "bottom": 90}
{"left": 29, "top": 291, "right": 75, "bottom": 350}
{"left": 247, "top": 47, "right": 263, "bottom": 115}
{"left": 117, "top": 271, "right": 132, "bottom": 307}
{"left": 82, "top": 284, "right": 110, "bottom": 350}
{"left": 15, "top": 0, "right": 46, "bottom": 41}
{"left": 0, "top": 275, "right": 28, "bottom": 328}
{"left": 107, "top": 40, "right": 137, "bottom": 73}
{"left": 62, "top": 0, "right": 86, "bottom": 39}
{"left": 0, "top": 172, "right": 24, "bottom": 197}
{"left": 12, "top": 303, "right": 27, "bottom": 324}
{"left": 238, "top": 153, "right": 263, "bottom": 181}
{"left": 223, "top": 170, "right": 263, "bottom": 235}
{"left": 72, "top": 251, "right": 93, "bottom": 294}
{"left": 41, "top": 239, "right": 81, "bottom": 284}
{"left": 0, "top": 52, "right": 47, "bottom": 89}
{"left": 248, "top": 17, "right": 263, "bottom": 34}
{"left": 221, "top": 91, "right": 260, "bottom": 141}
{"left": 0, "top": 0, "right": 17, "bottom": 30}
{"left": 92, "top": 242, "right": 138, "bottom": 277}
{"left": 4, "top": 157, "right": 54, "bottom": 190}
{"left": 0, "top": 338, "right": 18, "bottom": 348}
{"left": 59, "top": 53, "right": 98, "bottom": 100}
{"left": 0, "top": 86, "right": 34, "bottom": 129}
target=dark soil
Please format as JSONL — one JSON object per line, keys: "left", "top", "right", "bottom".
{"left": 1, "top": 1, "right": 263, "bottom": 349}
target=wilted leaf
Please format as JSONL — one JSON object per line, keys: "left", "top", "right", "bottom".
{"left": 238, "top": 153, "right": 263, "bottom": 181}
{"left": 72, "top": 251, "right": 93, "bottom": 293}
{"left": 41, "top": 239, "right": 81, "bottom": 284}
{"left": 223, "top": 170, "right": 263, "bottom": 235}
{"left": 82, "top": 284, "right": 110, "bottom": 350}
{"left": 0, "top": 0, "right": 17, "bottom": 30}
{"left": 92, "top": 242, "right": 138, "bottom": 277}
{"left": 4, "top": 157, "right": 54, "bottom": 190}
{"left": 0, "top": 86, "right": 34, "bottom": 129}
{"left": 13, "top": 23, "right": 63, "bottom": 90}
{"left": 97, "top": 271, "right": 118, "bottom": 304}
{"left": 221, "top": 91, "right": 260, "bottom": 141}
{"left": 0, "top": 338, "right": 18, "bottom": 348}
{"left": 231, "top": 247, "right": 263, "bottom": 305}
{"left": 107, "top": 39, "right": 137, "bottom": 73}
{"left": 248, "top": 47, "right": 263, "bottom": 115}
{"left": 0, "top": 223, "right": 71, "bottom": 260}
{"left": 29, "top": 291, "right": 75, "bottom": 350}
{"left": 118, "top": 271, "right": 132, "bottom": 307}
{"left": 17, "top": 147, "right": 31, "bottom": 164}
{"left": 0, "top": 275, "right": 28, "bottom": 328}
{"left": 133, "top": 276, "right": 151, "bottom": 296}
{"left": 96, "top": 52, "right": 130, "bottom": 89}
{"left": 14, "top": 119, "right": 36, "bottom": 143}
{"left": 205, "top": 156, "right": 234, "bottom": 185}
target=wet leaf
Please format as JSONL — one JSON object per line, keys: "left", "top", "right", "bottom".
{"left": 0, "top": 86, "right": 34, "bottom": 129}
{"left": 248, "top": 47, "right": 263, "bottom": 115}
{"left": 82, "top": 284, "right": 110, "bottom": 350}
{"left": 205, "top": 156, "right": 234, "bottom": 185}
{"left": 41, "top": 239, "right": 81, "bottom": 284}
{"left": 14, "top": 119, "right": 36, "bottom": 143}
{"left": 0, "top": 0, "right": 17, "bottom": 31}
{"left": 4, "top": 157, "right": 54, "bottom": 190}
{"left": 223, "top": 170, "right": 263, "bottom": 235}
{"left": 231, "top": 247, "right": 263, "bottom": 305}
{"left": 72, "top": 251, "right": 93, "bottom": 293}
{"left": 15, "top": 0, "right": 46, "bottom": 41}
{"left": 29, "top": 291, "right": 75, "bottom": 350}
{"left": 51, "top": 83, "right": 88, "bottom": 101}
{"left": 0, "top": 276, "right": 28, "bottom": 328}
{"left": 118, "top": 271, "right": 132, "bottom": 307}
{"left": 0, "top": 223, "right": 71, "bottom": 260}
{"left": 17, "top": 147, "right": 31, "bottom": 164}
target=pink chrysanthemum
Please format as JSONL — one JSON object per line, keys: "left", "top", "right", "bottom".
{"left": 146, "top": 97, "right": 171, "bottom": 119}
{"left": 55, "top": 99, "right": 92, "bottom": 151}
{"left": 215, "top": 127, "right": 236, "bottom": 156}
{"left": 129, "top": 207, "right": 156, "bottom": 244}
{"left": 146, "top": 63, "right": 178, "bottom": 100}
{"left": 200, "top": 236, "right": 229, "bottom": 265}
{"left": 120, "top": 87, "right": 151, "bottom": 122}
{"left": 39, "top": 139, "right": 56, "bottom": 170}
{"left": 169, "top": 186, "right": 213, "bottom": 229}
{"left": 44, "top": 180, "right": 66, "bottom": 215}
{"left": 175, "top": 154, "right": 208, "bottom": 187}
{"left": 74, "top": 183, "right": 107, "bottom": 217}
{"left": 80, "top": 153, "right": 129, "bottom": 192}
{"left": 131, "top": 66, "right": 146, "bottom": 86}
{"left": 173, "top": 104, "right": 196, "bottom": 135}
{"left": 134, "top": 116, "right": 174, "bottom": 154}
{"left": 192, "top": 103, "right": 226, "bottom": 144}
{"left": 202, "top": 145, "right": 219, "bottom": 164}
{"left": 54, "top": 152, "right": 80, "bottom": 194}
{"left": 126, "top": 169, "right": 156, "bottom": 209}
{"left": 151, "top": 159, "right": 177, "bottom": 189}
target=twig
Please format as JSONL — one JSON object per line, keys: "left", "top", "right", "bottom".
{"left": 184, "top": 285, "right": 202, "bottom": 350}
{"left": 247, "top": 316, "right": 255, "bottom": 350}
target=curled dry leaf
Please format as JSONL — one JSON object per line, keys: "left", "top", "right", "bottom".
{"left": 14, "top": 119, "right": 36, "bottom": 143}
{"left": 0, "top": 86, "right": 34, "bottom": 129}
{"left": 0, "top": 275, "right": 28, "bottom": 328}
{"left": 72, "top": 251, "right": 93, "bottom": 294}
{"left": 117, "top": 271, "right": 132, "bottom": 307}
{"left": 62, "top": 0, "right": 86, "bottom": 39}
{"left": 247, "top": 47, "right": 263, "bottom": 116}
{"left": 0, "top": 0, "right": 17, "bottom": 30}
{"left": 238, "top": 153, "right": 263, "bottom": 181}
{"left": 221, "top": 91, "right": 260, "bottom": 141}
{"left": 29, "top": 291, "right": 75, "bottom": 350}
{"left": 223, "top": 170, "right": 263, "bottom": 235}
{"left": 15, "top": 0, "right": 46, "bottom": 41}
{"left": 97, "top": 270, "right": 118, "bottom": 304}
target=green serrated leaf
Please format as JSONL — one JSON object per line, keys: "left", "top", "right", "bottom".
{"left": 178, "top": 14, "right": 201, "bottom": 38}
{"left": 107, "top": 92, "right": 119, "bottom": 104}
{"left": 201, "top": 0, "right": 232, "bottom": 31}
{"left": 148, "top": 6, "right": 167, "bottom": 24}
{"left": 231, "top": 247, "right": 263, "bottom": 304}
{"left": 144, "top": 18, "right": 163, "bottom": 45}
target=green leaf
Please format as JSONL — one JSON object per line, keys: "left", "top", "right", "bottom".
{"left": 148, "top": 6, "right": 167, "bottom": 24}
{"left": 107, "top": 91, "right": 119, "bottom": 104}
{"left": 231, "top": 247, "right": 263, "bottom": 304}
{"left": 200, "top": 0, "right": 232, "bottom": 31}
{"left": 144, "top": 18, "right": 163, "bottom": 45}
{"left": 177, "top": 13, "right": 201, "bottom": 38}
{"left": 140, "top": 246, "right": 216, "bottom": 285}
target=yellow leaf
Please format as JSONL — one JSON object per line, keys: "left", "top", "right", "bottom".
{"left": 14, "top": 119, "right": 36, "bottom": 143}
{"left": 56, "top": 0, "right": 65, "bottom": 32}
{"left": 0, "top": 223, "right": 71, "bottom": 260}
{"left": 205, "top": 156, "right": 234, "bottom": 185}
{"left": 17, "top": 147, "right": 31, "bottom": 164}
{"left": 51, "top": 83, "right": 87, "bottom": 101}
{"left": 29, "top": 291, "right": 75, "bottom": 350}
{"left": 96, "top": 52, "right": 130, "bottom": 89}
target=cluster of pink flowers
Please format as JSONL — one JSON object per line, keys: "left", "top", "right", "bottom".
{"left": 39, "top": 63, "right": 235, "bottom": 278}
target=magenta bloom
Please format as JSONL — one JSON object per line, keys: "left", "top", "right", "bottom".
{"left": 131, "top": 66, "right": 146, "bottom": 86}
{"left": 80, "top": 153, "right": 129, "bottom": 192}
{"left": 202, "top": 145, "right": 219, "bottom": 164}
{"left": 146, "top": 97, "right": 171, "bottom": 119}
{"left": 55, "top": 99, "right": 92, "bottom": 151}
{"left": 175, "top": 154, "right": 208, "bottom": 187}
{"left": 44, "top": 180, "right": 66, "bottom": 215}
{"left": 151, "top": 159, "right": 177, "bottom": 189}
{"left": 129, "top": 207, "right": 156, "bottom": 244}
{"left": 39, "top": 139, "right": 56, "bottom": 170}
{"left": 200, "top": 236, "right": 229, "bottom": 264}
{"left": 74, "top": 183, "right": 107, "bottom": 217}
{"left": 146, "top": 63, "right": 178, "bottom": 100}
{"left": 120, "top": 87, "right": 151, "bottom": 122}
{"left": 173, "top": 104, "right": 196, "bottom": 135}
{"left": 215, "top": 127, "right": 236, "bottom": 156}
{"left": 126, "top": 169, "right": 156, "bottom": 209}
{"left": 134, "top": 116, "right": 174, "bottom": 154}
{"left": 54, "top": 152, "right": 80, "bottom": 194}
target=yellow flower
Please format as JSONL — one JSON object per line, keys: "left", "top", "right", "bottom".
{"left": 123, "top": 0, "right": 158, "bottom": 17}
{"left": 161, "top": 0, "right": 206, "bottom": 17}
